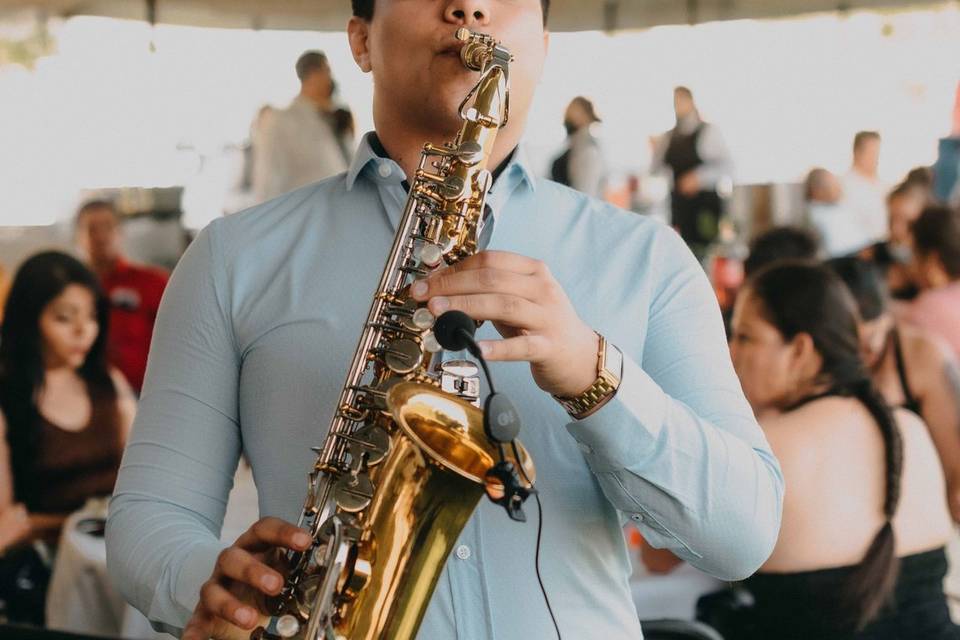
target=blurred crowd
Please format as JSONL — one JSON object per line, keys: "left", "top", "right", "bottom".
{"left": 1, "top": 44, "right": 960, "bottom": 640}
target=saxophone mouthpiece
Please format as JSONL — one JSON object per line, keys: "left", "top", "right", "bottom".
{"left": 456, "top": 28, "right": 500, "bottom": 71}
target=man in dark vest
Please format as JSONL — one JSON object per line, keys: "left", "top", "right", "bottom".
{"left": 652, "top": 86, "right": 733, "bottom": 259}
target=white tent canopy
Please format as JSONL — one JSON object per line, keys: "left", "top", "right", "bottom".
{"left": 0, "top": 0, "right": 945, "bottom": 32}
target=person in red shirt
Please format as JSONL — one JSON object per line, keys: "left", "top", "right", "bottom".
{"left": 75, "top": 200, "right": 169, "bottom": 393}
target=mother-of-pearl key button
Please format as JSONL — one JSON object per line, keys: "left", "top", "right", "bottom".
{"left": 378, "top": 161, "right": 392, "bottom": 178}
{"left": 455, "top": 544, "right": 471, "bottom": 560}
{"left": 417, "top": 243, "right": 443, "bottom": 268}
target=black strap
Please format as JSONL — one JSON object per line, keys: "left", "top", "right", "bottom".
{"left": 891, "top": 327, "right": 922, "bottom": 414}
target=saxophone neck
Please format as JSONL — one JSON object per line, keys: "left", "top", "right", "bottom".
{"left": 454, "top": 31, "right": 512, "bottom": 173}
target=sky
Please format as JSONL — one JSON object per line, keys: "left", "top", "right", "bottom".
{"left": 0, "top": 4, "right": 958, "bottom": 227}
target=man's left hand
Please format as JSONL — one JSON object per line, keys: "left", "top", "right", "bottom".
{"left": 411, "top": 251, "right": 599, "bottom": 399}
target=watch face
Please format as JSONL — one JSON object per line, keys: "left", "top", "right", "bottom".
{"left": 604, "top": 342, "right": 623, "bottom": 383}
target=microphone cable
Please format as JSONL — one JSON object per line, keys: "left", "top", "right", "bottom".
{"left": 513, "top": 441, "right": 561, "bottom": 640}
{"left": 433, "top": 310, "right": 562, "bottom": 640}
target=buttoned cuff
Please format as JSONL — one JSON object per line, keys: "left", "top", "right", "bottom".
{"left": 565, "top": 353, "right": 668, "bottom": 473}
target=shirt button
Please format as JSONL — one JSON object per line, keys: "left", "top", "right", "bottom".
{"left": 455, "top": 544, "right": 471, "bottom": 560}
{"left": 377, "top": 161, "right": 392, "bottom": 178}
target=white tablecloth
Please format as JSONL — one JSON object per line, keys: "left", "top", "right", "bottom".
{"left": 45, "top": 464, "right": 260, "bottom": 638}
{"left": 45, "top": 509, "right": 165, "bottom": 639}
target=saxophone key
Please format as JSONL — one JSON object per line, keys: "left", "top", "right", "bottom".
{"left": 440, "top": 359, "right": 482, "bottom": 405}
{"left": 275, "top": 615, "right": 300, "bottom": 638}
{"left": 412, "top": 306, "right": 436, "bottom": 330}
{"left": 389, "top": 299, "right": 423, "bottom": 333}
{"left": 333, "top": 473, "right": 374, "bottom": 512}
{"left": 380, "top": 338, "right": 423, "bottom": 374}
{"left": 422, "top": 330, "right": 442, "bottom": 354}
{"left": 442, "top": 174, "right": 467, "bottom": 199}
{"left": 398, "top": 263, "right": 430, "bottom": 278}
{"left": 456, "top": 140, "right": 484, "bottom": 166}
{"left": 416, "top": 242, "right": 444, "bottom": 268}
{"left": 337, "top": 425, "right": 390, "bottom": 466}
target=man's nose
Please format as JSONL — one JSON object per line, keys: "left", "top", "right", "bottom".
{"left": 443, "top": 0, "right": 491, "bottom": 27}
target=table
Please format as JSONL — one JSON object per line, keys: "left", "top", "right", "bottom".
{"left": 45, "top": 508, "right": 165, "bottom": 639}
{"left": 45, "top": 464, "right": 259, "bottom": 638}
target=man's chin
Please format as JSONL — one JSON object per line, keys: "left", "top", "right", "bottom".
{"left": 415, "top": 90, "right": 473, "bottom": 133}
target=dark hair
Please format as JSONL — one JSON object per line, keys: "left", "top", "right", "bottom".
{"left": 0, "top": 252, "right": 115, "bottom": 508}
{"left": 748, "top": 262, "right": 903, "bottom": 630}
{"left": 351, "top": 0, "right": 551, "bottom": 25}
{"left": 296, "top": 50, "right": 329, "bottom": 82}
{"left": 827, "top": 257, "right": 887, "bottom": 322}
{"left": 569, "top": 96, "right": 600, "bottom": 123}
{"left": 886, "top": 180, "right": 924, "bottom": 204}
{"left": 912, "top": 205, "right": 960, "bottom": 279}
{"left": 853, "top": 130, "right": 880, "bottom": 153}
{"left": 904, "top": 166, "right": 934, "bottom": 189}
{"left": 743, "top": 226, "right": 819, "bottom": 276}
{"left": 804, "top": 167, "right": 832, "bottom": 201}
{"left": 75, "top": 199, "right": 119, "bottom": 227}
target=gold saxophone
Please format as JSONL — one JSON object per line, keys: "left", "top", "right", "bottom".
{"left": 253, "top": 29, "right": 535, "bottom": 640}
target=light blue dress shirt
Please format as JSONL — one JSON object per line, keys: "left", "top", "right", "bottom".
{"left": 106, "top": 133, "right": 783, "bottom": 639}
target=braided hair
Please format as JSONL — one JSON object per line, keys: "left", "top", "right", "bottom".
{"left": 749, "top": 261, "right": 903, "bottom": 630}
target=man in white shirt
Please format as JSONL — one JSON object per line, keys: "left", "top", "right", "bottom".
{"left": 842, "top": 130, "right": 889, "bottom": 245}
{"left": 805, "top": 167, "right": 872, "bottom": 257}
{"left": 253, "top": 51, "right": 356, "bottom": 202}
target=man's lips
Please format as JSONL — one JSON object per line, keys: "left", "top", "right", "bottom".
{"left": 436, "top": 39, "right": 466, "bottom": 57}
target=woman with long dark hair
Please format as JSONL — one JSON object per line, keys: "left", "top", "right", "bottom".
{"left": 727, "top": 261, "right": 956, "bottom": 639}
{"left": 0, "top": 251, "right": 135, "bottom": 551}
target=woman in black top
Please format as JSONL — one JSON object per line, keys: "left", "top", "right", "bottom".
{"left": 829, "top": 256, "right": 960, "bottom": 523}
{"left": 726, "top": 262, "right": 957, "bottom": 640}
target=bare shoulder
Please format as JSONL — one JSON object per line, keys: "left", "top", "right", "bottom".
{"left": 0, "top": 408, "right": 6, "bottom": 438}
{"left": 762, "top": 397, "right": 866, "bottom": 457}
{"left": 902, "top": 325, "right": 958, "bottom": 391}
{"left": 893, "top": 407, "right": 939, "bottom": 452}
{"left": 902, "top": 324, "right": 954, "bottom": 368}
{"left": 893, "top": 406, "right": 927, "bottom": 434}
{"left": 765, "top": 396, "right": 860, "bottom": 431}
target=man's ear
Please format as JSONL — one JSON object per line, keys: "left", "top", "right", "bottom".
{"left": 347, "top": 16, "right": 372, "bottom": 73}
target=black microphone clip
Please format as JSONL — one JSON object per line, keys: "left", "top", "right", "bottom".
{"left": 485, "top": 460, "right": 535, "bottom": 523}
{"left": 433, "top": 310, "right": 535, "bottom": 521}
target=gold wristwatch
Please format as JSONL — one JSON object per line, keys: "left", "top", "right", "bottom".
{"left": 554, "top": 334, "right": 623, "bottom": 419}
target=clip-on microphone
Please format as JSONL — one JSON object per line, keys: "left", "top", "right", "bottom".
{"left": 433, "top": 310, "right": 535, "bottom": 522}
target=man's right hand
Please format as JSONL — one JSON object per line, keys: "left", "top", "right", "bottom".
{"left": 182, "top": 517, "right": 313, "bottom": 640}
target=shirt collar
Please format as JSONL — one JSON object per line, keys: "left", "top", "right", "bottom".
{"left": 345, "top": 131, "right": 537, "bottom": 194}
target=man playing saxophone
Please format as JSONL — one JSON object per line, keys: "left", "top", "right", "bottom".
{"left": 106, "top": 1, "right": 784, "bottom": 639}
